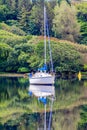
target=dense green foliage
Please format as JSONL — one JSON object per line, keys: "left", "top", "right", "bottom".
{"left": 52, "top": 42, "right": 82, "bottom": 72}
{"left": 53, "top": 2, "right": 80, "bottom": 42}
{"left": 78, "top": 105, "right": 87, "bottom": 130}
{"left": 0, "top": 0, "right": 87, "bottom": 44}
{"left": 0, "top": 27, "right": 86, "bottom": 73}
{"left": 0, "top": 0, "right": 84, "bottom": 42}
{"left": 0, "top": 1, "right": 87, "bottom": 73}
{"left": 0, "top": 42, "right": 12, "bottom": 72}
{"left": 76, "top": 3, "right": 87, "bottom": 44}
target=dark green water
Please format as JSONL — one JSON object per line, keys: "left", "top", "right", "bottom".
{"left": 0, "top": 76, "right": 87, "bottom": 130}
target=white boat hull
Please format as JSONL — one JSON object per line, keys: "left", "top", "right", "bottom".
{"left": 29, "top": 72, "right": 55, "bottom": 85}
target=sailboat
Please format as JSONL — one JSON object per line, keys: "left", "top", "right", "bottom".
{"left": 29, "top": 5, "right": 55, "bottom": 85}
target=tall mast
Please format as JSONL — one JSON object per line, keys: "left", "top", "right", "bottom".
{"left": 47, "top": 21, "right": 54, "bottom": 72}
{"left": 44, "top": 5, "right": 46, "bottom": 66}
{"left": 44, "top": 2, "right": 53, "bottom": 72}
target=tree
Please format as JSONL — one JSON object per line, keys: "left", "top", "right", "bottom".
{"left": 0, "top": 5, "right": 9, "bottom": 22}
{"left": 29, "top": 1, "right": 44, "bottom": 35}
{"left": 57, "top": 0, "right": 71, "bottom": 6}
{"left": 28, "top": 0, "right": 55, "bottom": 35}
{"left": 76, "top": 2, "right": 87, "bottom": 44}
{"left": 51, "top": 42, "right": 82, "bottom": 72}
{"left": 18, "top": 6, "right": 30, "bottom": 33}
{"left": 52, "top": 1, "right": 80, "bottom": 42}
{"left": 7, "top": 49, "right": 20, "bottom": 72}
{"left": 0, "top": 43, "right": 12, "bottom": 72}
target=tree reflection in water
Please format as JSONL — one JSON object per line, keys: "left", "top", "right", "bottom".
{"left": 0, "top": 77, "right": 87, "bottom": 130}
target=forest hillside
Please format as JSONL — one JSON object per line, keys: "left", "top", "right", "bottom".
{"left": 0, "top": 0, "right": 87, "bottom": 73}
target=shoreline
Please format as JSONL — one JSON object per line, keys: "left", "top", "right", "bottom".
{"left": 0, "top": 73, "right": 28, "bottom": 77}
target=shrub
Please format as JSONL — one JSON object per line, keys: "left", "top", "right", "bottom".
{"left": 84, "top": 64, "right": 87, "bottom": 71}
{"left": 78, "top": 105, "right": 87, "bottom": 130}
{"left": 0, "top": 23, "right": 26, "bottom": 36}
{"left": 0, "top": 30, "right": 27, "bottom": 47}
{"left": 11, "top": 26, "right": 26, "bottom": 36}
{"left": 17, "top": 67, "right": 29, "bottom": 73}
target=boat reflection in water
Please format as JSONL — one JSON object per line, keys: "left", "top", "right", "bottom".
{"left": 29, "top": 84, "right": 55, "bottom": 130}
{"left": 29, "top": 84, "right": 55, "bottom": 97}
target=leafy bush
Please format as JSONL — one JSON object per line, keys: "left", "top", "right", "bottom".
{"left": 0, "top": 22, "right": 10, "bottom": 31}
{"left": 11, "top": 25, "right": 26, "bottom": 36}
{"left": 0, "top": 23, "right": 26, "bottom": 36}
{"left": 78, "top": 105, "right": 87, "bottom": 130}
{"left": 84, "top": 64, "right": 87, "bottom": 71}
{"left": 25, "top": 35, "right": 33, "bottom": 40}
{"left": 17, "top": 67, "right": 29, "bottom": 73}
{"left": 0, "top": 42, "right": 12, "bottom": 72}
{"left": 0, "top": 30, "right": 27, "bottom": 47}
{"left": 52, "top": 42, "right": 82, "bottom": 72}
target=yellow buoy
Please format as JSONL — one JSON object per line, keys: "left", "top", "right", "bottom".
{"left": 78, "top": 71, "right": 82, "bottom": 81}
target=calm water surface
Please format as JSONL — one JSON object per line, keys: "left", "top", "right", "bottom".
{"left": 0, "top": 76, "right": 87, "bottom": 130}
